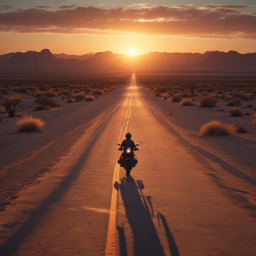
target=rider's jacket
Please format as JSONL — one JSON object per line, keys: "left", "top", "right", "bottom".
{"left": 120, "top": 139, "right": 135, "bottom": 151}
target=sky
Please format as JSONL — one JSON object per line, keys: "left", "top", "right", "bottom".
{"left": 0, "top": 0, "right": 256, "bottom": 55}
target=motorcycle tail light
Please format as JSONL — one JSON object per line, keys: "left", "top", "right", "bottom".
{"left": 126, "top": 148, "right": 131, "bottom": 153}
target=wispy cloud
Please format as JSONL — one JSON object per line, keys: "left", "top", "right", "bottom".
{"left": 0, "top": 5, "right": 255, "bottom": 40}
{"left": 35, "top": 5, "right": 52, "bottom": 9}
{"left": 0, "top": 5, "right": 12, "bottom": 11}
{"left": 201, "top": 4, "right": 252, "bottom": 9}
{"left": 58, "top": 5, "right": 76, "bottom": 9}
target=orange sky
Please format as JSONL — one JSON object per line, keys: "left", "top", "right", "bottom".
{"left": 0, "top": 4, "right": 256, "bottom": 55}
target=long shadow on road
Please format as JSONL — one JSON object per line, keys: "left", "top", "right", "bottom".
{"left": 116, "top": 176, "right": 179, "bottom": 256}
{"left": 0, "top": 112, "right": 116, "bottom": 256}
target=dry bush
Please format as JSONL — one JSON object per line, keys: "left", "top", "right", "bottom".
{"left": 229, "top": 107, "right": 244, "bottom": 117}
{"left": 39, "top": 86, "right": 48, "bottom": 91}
{"left": 0, "top": 95, "right": 23, "bottom": 117}
{"left": 252, "top": 112, "right": 256, "bottom": 123}
{"left": 246, "top": 104, "right": 253, "bottom": 108}
{"left": 16, "top": 115, "right": 45, "bottom": 132}
{"left": 162, "top": 93, "right": 170, "bottom": 100}
{"left": 199, "top": 121, "right": 236, "bottom": 136}
{"left": 180, "top": 92, "right": 192, "bottom": 98}
{"left": 73, "top": 89, "right": 80, "bottom": 93}
{"left": 34, "top": 91, "right": 44, "bottom": 98}
{"left": 34, "top": 104, "right": 51, "bottom": 111}
{"left": 92, "top": 89, "right": 103, "bottom": 96}
{"left": 62, "top": 90, "right": 71, "bottom": 96}
{"left": 233, "top": 92, "right": 248, "bottom": 101}
{"left": 18, "top": 87, "right": 27, "bottom": 93}
{"left": 44, "top": 91, "right": 57, "bottom": 97}
{"left": 85, "top": 96, "right": 94, "bottom": 101}
{"left": 233, "top": 124, "right": 247, "bottom": 133}
{"left": 185, "top": 82, "right": 197, "bottom": 95}
{"left": 172, "top": 94, "right": 182, "bottom": 102}
{"left": 66, "top": 99, "right": 73, "bottom": 103}
{"left": 36, "top": 97, "right": 59, "bottom": 108}
{"left": 154, "top": 92, "right": 161, "bottom": 97}
{"left": 199, "top": 96, "right": 217, "bottom": 108}
{"left": 226, "top": 100, "right": 239, "bottom": 107}
{"left": 74, "top": 93, "right": 85, "bottom": 102}
{"left": 180, "top": 98, "right": 195, "bottom": 106}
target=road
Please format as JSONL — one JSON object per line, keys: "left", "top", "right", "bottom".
{"left": 0, "top": 74, "right": 255, "bottom": 256}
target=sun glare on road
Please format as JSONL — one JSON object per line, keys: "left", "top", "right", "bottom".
{"left": 126, "top": 48, "right": 138, "bottom": 56}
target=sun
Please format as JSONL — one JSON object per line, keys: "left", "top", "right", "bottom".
{"left": 126, "top": 48, "right": 138, "bottom": 56}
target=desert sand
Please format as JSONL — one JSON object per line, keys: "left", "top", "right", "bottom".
{"left": 0, "top": 74, "right": 255, "bottom": 255}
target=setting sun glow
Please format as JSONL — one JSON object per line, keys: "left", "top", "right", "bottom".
{"left": 126, "top": 49, "right": 138, "bottom": 56}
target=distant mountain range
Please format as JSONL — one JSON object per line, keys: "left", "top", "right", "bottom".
{"left": 0, "top": 49, "right": 255, "bottom": 72}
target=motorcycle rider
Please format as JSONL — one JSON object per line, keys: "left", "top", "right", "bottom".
{"left": 119, "top": 132, "right": 137, "bottom": 166}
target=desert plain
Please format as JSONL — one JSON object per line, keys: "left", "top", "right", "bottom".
{"left": 0, "top": 72, "right": 255, "bottom": 255}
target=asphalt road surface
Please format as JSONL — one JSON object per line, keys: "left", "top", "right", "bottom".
{"left": 0, "top": 75, "right": 255, "bottom": 256}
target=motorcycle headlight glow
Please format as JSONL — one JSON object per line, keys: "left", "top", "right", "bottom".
{"left": 126, "top": 148, "right": 131, "bottom": 153}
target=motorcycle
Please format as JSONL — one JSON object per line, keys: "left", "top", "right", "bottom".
{"left": 117, "top": 143, "right": 139, "bottom": 176}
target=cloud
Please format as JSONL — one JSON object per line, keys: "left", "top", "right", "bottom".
{"left": 0, "top": 5, "right": 12, "bottom": 11}
{"left": 57, "top": 0, "right": 66, "bottom": 2}
{"left": 58, "top": 5, "right": 76, "bottom": 9}
{"left": 201, "top": 4, "right": 252, "bottom": 9}
{"left": 35, "top": 5, "right": 52, "bottom": 9}
{"left": 0, "top": 5, "right": 255, "bottom": 40}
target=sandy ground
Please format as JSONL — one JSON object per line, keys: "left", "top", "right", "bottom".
{"left": 0, "top": 74, "right": 255, "bottom": 255}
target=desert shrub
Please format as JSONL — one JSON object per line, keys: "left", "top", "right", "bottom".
{"left": 199, "top": 96, "right": 217, "bottom": 108}
{"left": 73, "top": 89, "right": 80, "bottom": 94}
{"left": 233, "top": 92, "right": 248, "bottom": 101}
{"left": 171, "top": 94, "right": 182, "bottom": 102}
{"left": 217, "top": 90, "right": 224, "bottom": 94}
{"left": 0, "top": 106, "right": 5, "bottom": 113}
{"left": 199, "top": 121, "right": 236, "bottom": 136}
{"left": 18, "top": 87, "right": 27, "bottom": 93}
{"left": 34, "top": 91, "right": 44, "bottom": 98}
{"left": 36, "top": 97, "right": 59, "bottom": 108}
{"left": 66, "top": 99, "right": 73, "bottom": 103}
{"left": 155, "top": 87, "right": 168, "bottom": 93}
{"left": 154, "top": 92, "right": 161, "bottom": 97}
{"left": 226, "top": 100, "right": 239, "bottom": 107}
{"left": 229, "top": 107, "right": 244, "bottom": 117}
{"left": 85, "top": 96, "right": 94, "bottom": 101}
{"left": 202, "top": 92, "right": 209, "bottom": 96}
{"left": 245, "top": 93, "right": 254, "bottom": 100}
{"left": 253, "top": 112, "right": 256, "bottom": 123}
{"left": 0, "top": 95, "right": 23, "bottom": 117}
{"left": 180, "top": 98, "right": 195, "bottom": 106}
{"left": 92, "top": 89, "right": 103, "bottom": 96}
{"left": 62, "top": 90, "right": 71, "bottom": 96}
{"left": 44, "top": 91, "right": 57, "bottom": 97}
{"left": 39, "top": 86, "right": 48, "bottom": 91}
{"left": 185, "top": 82, "right": 197, "bottom": 95}
{"left": 74, "top": 93, "right": 85, "bottom": 102}
{"left": 34, "top": 104, "right": 51, "bottom": 111}
{"left": 233, "top": 124, "right": 247, "bottom": 133}
{"left": 94, "top": 95, "right": 99, "bottom": 98}
{"left": 246, "top": 104, "right": 253, "bottom": 108}
{"left": 180, "top": 92, "right": 192, "bottom": 98}
{"left": 162, "top": 93, "right": 170, "bottom": 100}
{"left": 10, "top": 94, "right": 23, "bottom": 103}
{"left": 16, "top": 115, "right": 45, "bottom": 132}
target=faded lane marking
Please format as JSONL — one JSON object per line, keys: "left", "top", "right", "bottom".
{"left": 82, "top": 206, "right": 110, "bottom": 214}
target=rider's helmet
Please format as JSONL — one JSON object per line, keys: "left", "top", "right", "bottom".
{"left": 125, "top": 132, "right": 132, "bottom": 139}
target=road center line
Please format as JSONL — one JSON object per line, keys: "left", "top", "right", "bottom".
{"left": 105, "top": 77, "right": 134, "bottom": 256}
